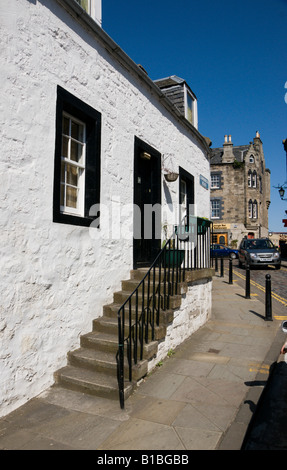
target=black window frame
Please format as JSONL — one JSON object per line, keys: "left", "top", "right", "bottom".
{"left": 53, "top": 86, "right": 101, "bottom": 227}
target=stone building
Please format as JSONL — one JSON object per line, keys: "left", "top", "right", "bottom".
{"left": 0, "top": 0, "right": 212, "bottom": 416}
{"left": 210, "top": 132, "right": 271, "bottom": 246}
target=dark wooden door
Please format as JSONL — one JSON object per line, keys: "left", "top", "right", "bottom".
{"left": 133, "top": 138, "right": 161, "bottom": 268}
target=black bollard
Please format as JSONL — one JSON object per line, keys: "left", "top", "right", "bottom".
{"left": 229, "top": 257, "right": 233, "bottom": 284}
{"left": 220, "top": 257, "right": 224, "bottom": 277}
{"left": 245, "top": 265, "right": 250, "bottom": 299}
{"left": 265, "top": 274, "right": 272, "bottom": 321}
{"left": 215, "top": 255, "right": 218, "bottom": 272}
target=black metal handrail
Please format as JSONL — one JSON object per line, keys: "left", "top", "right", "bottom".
{"left": 116, "top": 216, "right": 212, "bottom": 408}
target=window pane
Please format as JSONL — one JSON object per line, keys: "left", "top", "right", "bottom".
{"left": 75, "top": 0, "right": 89, "bottom": 13}
{"left": 180, "top": 180, "right": 186, "bottom": 205}
{"left": 71, "top": 120, "right": 84, "bottom": 142}
{"left": 61, "top": 162, "right": 65, "bottom": 183}
{"left": 63, "top": 116, "right": 69, "bottom": 136}
{"left": 71, "top": 140, "right": 84, "bottom": 163}
{"left": 66, "top": 186, "right": 78, "bottom": 208}
{"left": 248, "top": 201, "right": 252, "bottom": 218}
{"left": 186, "top": 93, "right": 193, "bottom": 124}
{"left": 61, "top": 136, "right": 69, "bottom": 158}
{"left": 66, "top": 164, "right": 78, "bottom": 186}
{"left": 60, "top": 183, "right": 65, "bottom": 206}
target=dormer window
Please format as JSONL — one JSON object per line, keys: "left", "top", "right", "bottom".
{"left": 75, "top": 0, "right": 90, "bottom": 14}
{"left": 74, "top": 0, "right": 102, "bottom": 26}
{"left": 153, "top": 76, "right": 198, "bottom": 129}
{"left": 185, "top": 88, "right": 197, "bottom": 128}
{"left": 249, "top": 154, "right": 254, "bottom": 163}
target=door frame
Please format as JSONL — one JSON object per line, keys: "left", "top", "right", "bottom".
{"left": 178, "top": 166, "right": 194, "bottom": 224}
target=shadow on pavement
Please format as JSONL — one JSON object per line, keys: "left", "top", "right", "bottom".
{"left": 242, "top": 361, "right": 287, "bottom": 450}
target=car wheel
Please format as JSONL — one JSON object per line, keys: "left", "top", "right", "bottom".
{"left": 275, "top": 265, "right": 281, "bottom": 270}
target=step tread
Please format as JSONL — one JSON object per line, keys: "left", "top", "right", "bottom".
{"left": 82, "top": 331, "right": 118, "bottom": 342}
{"left": 115, "top": 289, "right": 181, "bottom": 297}
{"left": 57, "top": 365, "right": 118, "bottom": 387}
{"left": 56, "top": 365, "right": 134, "bottom": 399}
{"left": 70, "top": 347, "right": 117, "bottom": 365}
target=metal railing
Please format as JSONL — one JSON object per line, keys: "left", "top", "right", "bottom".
{"left": 116, "top": 216, "right": 212, "bottom": 408}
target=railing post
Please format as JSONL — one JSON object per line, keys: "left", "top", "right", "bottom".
{"left": 229, "top": 257, "right": 233, "bottom": 284}
{"left": 117, "top": 309, "right": 125, "bottom": 409}
{"left": 245, "top": 264, "right": 250, "bottom": 299}
{"left": 265, "top": 274, "right": 272, "bottom": 321}
{"left": 220, "top": 257, "right": 224, "bottom": 277}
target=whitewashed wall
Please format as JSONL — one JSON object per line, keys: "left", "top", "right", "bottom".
{"left": 149, "top": 279, "right": 212, "bottom": 371}
{"left": 0, "top": 0, "right": 210, "bottom": 416}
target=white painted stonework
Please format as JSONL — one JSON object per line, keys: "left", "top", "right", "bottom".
{"left": 148, "top": 279, "right": 212, "bottom": 371}
{"left": 0, "top": 0, "right": 211, "bottom": 417}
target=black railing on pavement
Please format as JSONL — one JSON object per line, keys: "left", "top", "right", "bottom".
{"left": 116, "top": 216, "right": 212, "bottom": 409}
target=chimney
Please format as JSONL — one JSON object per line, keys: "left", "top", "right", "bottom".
{"left": 254, "top": 130, "right": 262, "bottom": 151}
{"left": 222, "top": 134, "right": 234, "bottom": 163}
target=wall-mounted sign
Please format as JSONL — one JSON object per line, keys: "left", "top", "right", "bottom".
{"left": 200, "top": 175, "right": 209, "bottom": 190}
{"left": 213, "top": 224, "right": 230, "bottom": 230}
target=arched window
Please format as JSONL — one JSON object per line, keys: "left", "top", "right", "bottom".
{"left": 248, "top": 200, "right": 258, "bottom": 219}
{"left": 252, "top": 200, "right": 258, "bottom": 219}
{"left": 249, "top": 155, "right": 254, "bottom": 163}
{"left": 252, "top": 170, "right": 257, "bottom": 188}
{"left": 248, "top": 170, "right": 252, "bottom": 187}
{"left": 248, "top": 199, "right": 253, "bottom": 218}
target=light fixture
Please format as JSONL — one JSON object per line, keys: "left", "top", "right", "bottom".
{"left": 274, "top": 184, "right": 287, "bottom": 200}
{"left": 279, "top": 186, "right": 286, "bottom": 199}
{"left": 140, "top": 152, "right": 151, "bottom": 160}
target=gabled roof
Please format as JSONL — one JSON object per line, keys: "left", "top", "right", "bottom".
{"left": 210, "top": 145, "right": 249, "bottom": 164}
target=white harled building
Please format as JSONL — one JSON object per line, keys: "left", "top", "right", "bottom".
{"left": 0, "top": 0, "right": 213, "bottom": 416}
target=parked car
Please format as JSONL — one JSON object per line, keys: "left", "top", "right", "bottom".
{"left": 211, "top": 244, "right": 239, "bottom": 259}
{"left": 238, "top": 238, "right": 281, "bottom": 269}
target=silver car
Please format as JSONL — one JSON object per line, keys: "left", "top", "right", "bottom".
{"left": 238, "top": 238, "right": 281, "bottom": 269}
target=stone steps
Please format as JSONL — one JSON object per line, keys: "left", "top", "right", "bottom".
{"left": 54, "top": 267, "right": 185, "bottom": 402}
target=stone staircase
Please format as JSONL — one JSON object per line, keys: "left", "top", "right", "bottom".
{"left": 54, "top": 268, "right": 186, "bottom": 402}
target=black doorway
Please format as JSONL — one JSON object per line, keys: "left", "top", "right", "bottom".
{"left": 133, "top": 137, "right": 161, "bottom": 268}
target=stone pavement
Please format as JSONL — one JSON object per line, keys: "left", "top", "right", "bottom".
{"left": 0, "top": 270, "right": 286, "bottom": 451}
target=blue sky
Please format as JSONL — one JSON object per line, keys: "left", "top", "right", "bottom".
{"left": 102, "top": 0, "right": 287, "bottom": 232}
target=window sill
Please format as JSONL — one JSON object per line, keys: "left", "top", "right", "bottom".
{"left": 53, "top": 211, "right": 98, "bottom": 227}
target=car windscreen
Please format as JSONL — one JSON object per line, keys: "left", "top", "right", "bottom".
{"left": 245, "top": 240, "right": 274, "bottom": 249}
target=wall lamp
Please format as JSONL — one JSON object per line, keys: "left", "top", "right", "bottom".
{"left": 278, "top": 186, "right": 287, "bottom": 200}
